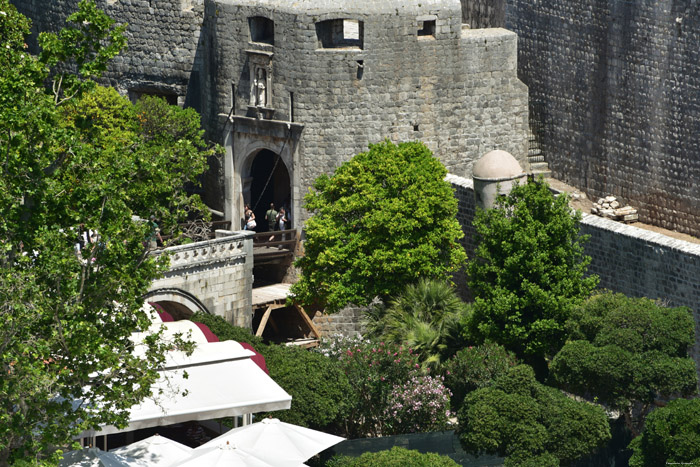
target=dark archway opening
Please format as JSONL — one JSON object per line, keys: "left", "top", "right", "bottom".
{"left": 149, "top": 301, "right": 195, "bottom": 321}
{"left": 249, "top": 149, "right": 291, "bottom": 232}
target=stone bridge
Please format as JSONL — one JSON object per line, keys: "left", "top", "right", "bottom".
{"left": 145, "top": 230, "right": 254, "bottom": 328}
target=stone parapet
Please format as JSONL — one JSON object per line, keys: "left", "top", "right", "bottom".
{"left": 149, "top": 230, "right": 254, "bottom": 328}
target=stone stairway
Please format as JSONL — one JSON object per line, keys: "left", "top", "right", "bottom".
{"left": 528, "top": 128, "right": 551, "bottom": 176}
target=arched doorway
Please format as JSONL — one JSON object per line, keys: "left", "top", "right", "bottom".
{"left": 248, "top": 149, "right": 291, "bottom": 232}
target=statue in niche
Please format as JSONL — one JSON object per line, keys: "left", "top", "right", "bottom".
{"left": 254, "top": 67, "right": 266, "bottom": 107}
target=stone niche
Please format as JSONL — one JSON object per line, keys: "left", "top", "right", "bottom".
{"left": 246, "top": 50, "right": 274, "bottom": 119}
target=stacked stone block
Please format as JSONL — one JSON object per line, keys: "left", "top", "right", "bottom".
{"left": 311, "top": 306, "right": 366, "bottom": 337}
{"left": 12, "top": 0, "right": 205, "bottom": 108}
{"left": 506, "top": 0, "right": 700, "bottom": 237}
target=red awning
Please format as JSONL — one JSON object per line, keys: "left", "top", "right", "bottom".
{"left": 193, "top": 322, "right": 220, "bottom": 343}
{"left": 240, "top": 342, "right": 269, "bottom": 374}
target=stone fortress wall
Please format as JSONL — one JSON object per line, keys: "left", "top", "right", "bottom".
{"left": 503, "top": 0, "right": 700, "bottom": 238}
{"left": 206, "top": 0, "right": 529, "bottom": 225}
{"left": 14, "top": 0, "right": 207, "bottom": 108}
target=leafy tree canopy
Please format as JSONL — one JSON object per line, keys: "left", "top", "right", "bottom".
{"left": 291, "top": 140, "right": 467, "bottom": 313}
{"left": 458, "top": 365, "right": 610, "bottom": 466}
{"left": 467, "top": 179, "right": 598, "bottom": 361}
{"left": 628, "top": 398, "right": 700, "bottom": 466}
{"left": 0, "top": 1, "right": 215, "bottom": 462}
{"left": 444, "top": 341, "right": 517, "bottom": 411}
{"left": 550, "top": 291, "right": 697, "bottom": 434}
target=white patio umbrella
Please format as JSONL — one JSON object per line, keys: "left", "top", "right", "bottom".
{"left": 173, "top": 441, "right": 275, "bottom": 467}
{"left": 195, "top": 418, "right": 345, "bottom": 467}
{"left": 110, "top": 434, "right": 192, "bottom": 466}
{"left": 58, "top": 447, "right": 135, "bottom": 467}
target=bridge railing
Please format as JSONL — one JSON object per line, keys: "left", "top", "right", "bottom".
{"left": 250, "top": 229, "right": 298, "bottom": 264}
{"left": 151, "top": 230, "right": 253, "bottom": 272}
{"left": 251, "top": 229, "right": 297, "bottom": 249}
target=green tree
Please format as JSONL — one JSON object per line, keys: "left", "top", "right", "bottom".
{"left": 467, "top": 179, "right": 598, "bottom": 365}
{"left": 0, "top": 2, "right": 214, "bottom": 462}
{"left": 628, "top": 398, "right": 700, "bottom": 466}
{"left": 443, "top": 342, "right": 517, "bottom": 411}
{"left": 327, "top": 446, "right": 460, "bottom": 467}
{"left": 291, "top": 141, "right": 467, "bottom": 313}
{"left": 458, "top": 365, "right": 610, "bottom": 466}
{"left": 550, "top": 292, "right": 698, "bottom": 435}
{"left": 364, "top": 278, "right": 468, "bottom": 368}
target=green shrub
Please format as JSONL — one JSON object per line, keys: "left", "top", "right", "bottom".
{"left": 333, "top": 340, "right": 421, "bottom": 438}
{"left": 443, "top": 342, "right": 517, "bottom": 410}
{"left": 551, "top": 291, "right": 698, "bottom": 434}
{"left": 628, "top": 398, "right": 700, "bottom": 466}
{"left": 257, "top": 344, "right": 351, "bottom": 431}
{"left": 291, "top": 140, "right": 467, "bottom": 313}
{"left": 189, "top": 312, "right": 264, "bottom": 347}
{"left": 458, "top": 365, "right": 610, "bottom": 465}
{"left": 326, "top": 447, "right": 459, "bottom": 467}
{"left": 364, "top": 279, "right": 469, "bottom": 369}
{"left": 467, "top": 179, "right": 598, "bottom": 361}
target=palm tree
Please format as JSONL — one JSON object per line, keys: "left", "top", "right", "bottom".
{"left": 365, "top": 278, "right": 468, "bottom": 368}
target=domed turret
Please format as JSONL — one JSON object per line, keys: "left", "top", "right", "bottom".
{"left": 473, "top": 150, "right": 526, "bottom": 210}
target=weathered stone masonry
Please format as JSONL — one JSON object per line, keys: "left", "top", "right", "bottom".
{"left": 505, "top": 0, "right": 700, "bottom": 238}
{"left": 206, "top": 0, "right": 529, "bottom": 226}
{"left": 15, "top": 0, "right": 207, "bottom": 108}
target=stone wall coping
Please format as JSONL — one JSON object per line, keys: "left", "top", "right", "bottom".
{"left": 445, "top": 173, "right": 474, "bottom": 190}
{"left": 447, "top": 172, "right": 700, "bottom": 257}
{"left": 580, "top": 213, "right": 700, "bottom": 256}
{"left": 460, "top": 27, "right": 516, "bottom": 41}
{"left": 214, "top": 0, "right": 458, "bottom": 16}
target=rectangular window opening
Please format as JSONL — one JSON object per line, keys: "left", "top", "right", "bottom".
{"left": 249, "top": 16, "right": 275, "bottom": 45}
{"left": 316, "top": 18, "right": 364, "bottom": 49}
{"left": 289, "top": 92, "right": 294, "bottom": 122}
{"left": 418, "top": 19, "right": 436, "bottom": 37}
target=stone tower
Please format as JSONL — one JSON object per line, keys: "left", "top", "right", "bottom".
{"left": 203, "top": 0, "right": 529, "bottom": 227}
{"left": 11, "top": 0, "right": 530, "bottom": 229}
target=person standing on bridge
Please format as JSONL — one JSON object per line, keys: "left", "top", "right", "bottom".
{"left": 265, "top": 203, "right": 278, "bottom": 232}
{"left": 276, "top": 207, "right": 288, "bottom": 249}
{"left": 244, "top": 204, "right": 256, "bottom": 231}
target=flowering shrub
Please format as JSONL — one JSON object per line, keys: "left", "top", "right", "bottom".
{"left": 316, "top": 333, "right": 370, "bottom": 359}
{"left": 383, "top": 374, "right": 452, "bottom": 435}
{"left": 331, "top": 340, "right": 421, "bottom": 438}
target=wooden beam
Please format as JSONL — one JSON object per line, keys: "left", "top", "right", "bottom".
{"left": 255, "top": 305, "right": 274, "bottom": 337}
{"left": 293, "top": 304, "right": 322, "bottom": 339}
